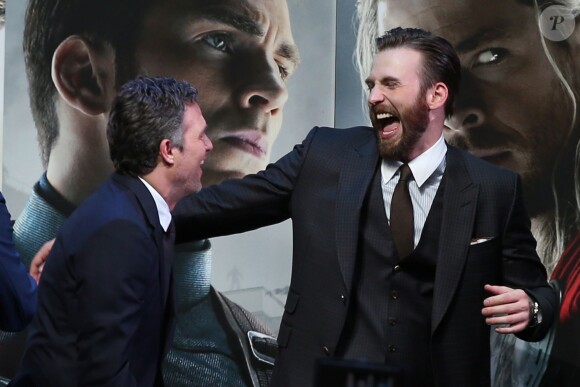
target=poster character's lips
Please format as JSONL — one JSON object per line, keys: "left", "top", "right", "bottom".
{"left": 219, "top": 130, "right": 268, "bottom": 158}
{"left": 471, "top": 149, "right": 511, "bottom": 165}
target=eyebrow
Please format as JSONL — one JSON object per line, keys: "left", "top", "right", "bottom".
{"left": 365, "top": 76, "right": 400, "bottom": 86}
{"left": 454, "top": 27, "right": 512, "bottom": 54}
{"left": 200, "top": 7, "right": 300, "bottom": 69}
{"left": 278, "top": 43, "right": 301, "bottom": 69}
{"left": 201, "top": 8, "right": 264, "bottom": 37}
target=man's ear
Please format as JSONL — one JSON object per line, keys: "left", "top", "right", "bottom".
{"left": 426, "top": 82, "right": 448, "bottom": 110}
{"left": 159, "top": 139, "right": 177, "bottom": 166}
{"left": 51, "top": 35, "right": 116, "bottom": 116}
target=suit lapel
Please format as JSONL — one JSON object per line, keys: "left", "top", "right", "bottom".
{"left": 336, "top": 130, "right": 379, "bottom": 292}
{"left": 111, "top": 173, "right": 162, "bottom": 233}
{"left": 432, "top": 147, "right": 479, "bottom": 333}
{"left": 110, "top": 173, "right": 175, "bottom": 356}
{"left": 111, "top": 173, "right": 168, "bottom": 303}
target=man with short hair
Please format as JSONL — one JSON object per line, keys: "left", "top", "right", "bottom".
{"left": 355, "top": 1, "right": 580, "bottom": 385}
{"left": 4, "top": 0, "right": 300, "bottom": 384}
{"left": 173, "top": 28, "right": 557, "bottom": 386}
{"left": 11, "top": 76, "right": 212, "bottom": 387}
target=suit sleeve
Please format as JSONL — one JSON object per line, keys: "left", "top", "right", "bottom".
{"left": 173, "top": 127, "right": 319, "bottom": 243}
{"left": 501, "top": 175, "right": 557, "bottom": 341}
{"left": 74, "top": 220, "right": 156, "bottom": 387}
{"left": 0, "top": 192, "right": 37, "bottom": 331}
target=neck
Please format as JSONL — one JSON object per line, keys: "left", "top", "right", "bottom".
{"left": 408, "top": 127, "right": 443, "bottom": 161}
{"left": 141, "top": 171, "right": 177, "bottom": 210}
{"left": 46, "top": 131, "right": 114, "bottom": 207}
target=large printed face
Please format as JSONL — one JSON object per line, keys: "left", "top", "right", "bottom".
{"left": 134, "top": 0, "right": 299, "bottom": 186}
{"left": 378, "top": 0, "right": 576, "bottom": 214}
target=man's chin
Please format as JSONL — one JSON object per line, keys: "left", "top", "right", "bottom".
{"left": 376, "top": 134, "right": 405, "bottom": 160}
{"left": 378, "top": 143, "right": 407, "bottom": 160}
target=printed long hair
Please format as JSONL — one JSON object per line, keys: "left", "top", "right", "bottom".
{"left": 354, "top": 0, "right": 580, "bottom": 274}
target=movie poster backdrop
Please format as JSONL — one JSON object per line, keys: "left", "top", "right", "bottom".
{"left": 3, "top": 0, "right": 580, "bottom": 385}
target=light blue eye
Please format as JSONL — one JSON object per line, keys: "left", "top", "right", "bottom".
{"left": 202, "top": 33, "right": 232, "bottom": 53}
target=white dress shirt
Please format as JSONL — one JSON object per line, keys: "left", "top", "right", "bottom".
{"left": 381, "top": 135, "right": 447, "bottom": 247}
{"left": 139, "top": 177, "right": 172, "bottom": 232}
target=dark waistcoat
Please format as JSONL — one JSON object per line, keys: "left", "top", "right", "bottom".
{"left": 338, "top": 163, "right": 446, "bottom": 387}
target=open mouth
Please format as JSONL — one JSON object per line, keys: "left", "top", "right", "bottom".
{"left": 375, "top": 112, "right": 401, "bottom": 139}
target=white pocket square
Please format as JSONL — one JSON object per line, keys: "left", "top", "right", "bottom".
{"left": 470, "top": 237, "right": 494, "bottom": 245}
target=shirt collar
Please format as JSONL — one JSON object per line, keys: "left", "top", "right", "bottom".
{"left": 381, "top": 135, "right": 447, "bottom": 188}
{"left": 138, "top": 177, "right": 172, "bottom": 232}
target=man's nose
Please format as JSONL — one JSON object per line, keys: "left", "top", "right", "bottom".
{"left": 367, "top": 86, "right": 384, "bottom": 106}
{"left": 238, "top": 54, "right": 288, "bottom": 115}
{"left": 447, "top": 106, "right": 486, "bottom": 132}
{"left": 204, "top": 135, "right": 213, "bottom": 152}
{"left": 446, "top": 72, "right": 486, "bottom": 133}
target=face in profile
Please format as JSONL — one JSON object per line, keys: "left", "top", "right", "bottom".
{"left": 378, "top": 0, "right": 576, "bottom": 215}
{"left": 366, "top": 48, "right": 429, "bottom": 161}
{"left": 172, "top": 103, "right": 213, "bottom": 196}
{"left": 133, "top": 0, "right": 299, "bottom": 187}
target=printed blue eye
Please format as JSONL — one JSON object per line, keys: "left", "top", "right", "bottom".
{"left": 202, "top": 33, "right": 233, "bottom": 53}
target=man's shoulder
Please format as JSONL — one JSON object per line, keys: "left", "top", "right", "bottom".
{"left": 305, "top": 125, "right": 375, "bottom": 151}
{"left": 65, "top": 175, "right": 147, "bottom": 233}
{"left": 313, "top": 125, "right": 374, "bottom": 138}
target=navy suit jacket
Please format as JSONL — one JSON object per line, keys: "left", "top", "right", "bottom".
{"left": 0, "top": 192, "right": 36, "bottom": 332}
{"left": 13, "top": 173, "right": 174, "bottom": 387}
{"left": 174, "top": 126, "right": 557, "bottom": 387}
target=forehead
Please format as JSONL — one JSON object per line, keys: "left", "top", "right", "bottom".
{"left": 369, "top": 47, "right": 423, "bottom": 80}
{"left": 378, "top": 0, "right": 535, "bottom": 49}
{"left": 144, "top": 0, "right": 295, "bottom": 41}
{"left": 183, "top": 102, "right": 204, "bottom": 126}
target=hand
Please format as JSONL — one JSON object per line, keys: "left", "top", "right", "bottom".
{"left": 29, "top": 239, "right": 55, "bottom": 284}
{"left": 482, "top": 284, "right": 531, "bottom": 334}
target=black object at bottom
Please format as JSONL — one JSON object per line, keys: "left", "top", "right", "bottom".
{"left": 315, "top": 358, "right": 404, "bottom": 387}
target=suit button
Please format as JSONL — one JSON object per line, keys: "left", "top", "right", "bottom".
{"left": 323, "top": 346, "right": 330, "bottom": 356}
{"left": 394, "top": 265, "right": 402, "bottom": 273}
{"left": 391, "top": 290, "right": 399, "bottom": 300}
{"left": 388, "top": 345, "right": 396, "bottom": 352}
{"left": 340, "top": 293, "right": 346, "bottom": 304}
{"left": 388, "top": 318, "right": 397, "bottom": 326}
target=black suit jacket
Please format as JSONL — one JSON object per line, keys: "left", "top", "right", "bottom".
{"left": 174, "top": 126, "right": 557, "bottom": 387}
{"left": 13, "top": 173, "right": 174, "bottom": 387}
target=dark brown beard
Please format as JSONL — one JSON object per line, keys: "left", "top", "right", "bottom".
{"left": 377, "top": 92, "right": 430, "bottom": 161}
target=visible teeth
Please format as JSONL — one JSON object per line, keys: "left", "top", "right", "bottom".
{"left": 201, "top": 160, "right": 205, "bottom": 165}
{"left": 376, "top": 112, "right": 393, "bottom": 119}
